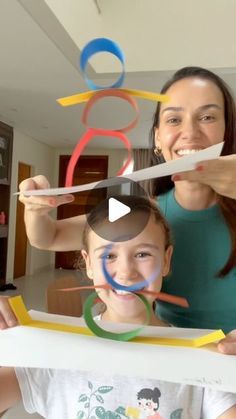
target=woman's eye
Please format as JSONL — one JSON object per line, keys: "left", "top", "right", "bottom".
{"left": 200, "top": 114, "right": 215, "bottom": 121}
{"left": 166, "top": 117, "right": 180, "bottom": 125}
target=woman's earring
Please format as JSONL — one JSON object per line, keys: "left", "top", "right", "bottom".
{"left": 154, "top": 147, "right": 164, "bottom": 164}
{"left": 154, "top": 146, "right": 162, "bottom": 157}
{"left": 87, "top": 269, "right": 93, "bottom": 279}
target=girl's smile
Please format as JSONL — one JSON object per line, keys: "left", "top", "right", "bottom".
{"left": 81, "top": 215, "right": 173, "bottom": 325}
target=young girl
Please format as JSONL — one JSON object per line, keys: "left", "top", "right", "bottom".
{"left": 0, "top": 195, "right": 236, "bottom": 418}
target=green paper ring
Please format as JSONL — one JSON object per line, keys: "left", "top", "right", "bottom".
{"left": 83, "top": 291, "right": 151, "bottom": 341}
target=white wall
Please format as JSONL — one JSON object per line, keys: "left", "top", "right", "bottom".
{"left": 7, "top": 130, "right": 55, "bottom": 281}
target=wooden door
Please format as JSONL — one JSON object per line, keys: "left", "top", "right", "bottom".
{"left": 55, "top": 155, "right": 108, "bottom": 269}
{"left": 14, "top": 162, "right": 31, "bottom": 278}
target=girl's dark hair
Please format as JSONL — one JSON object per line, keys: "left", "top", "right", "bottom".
{"left": 137, "top": 387, "right": 161, "bottom": 410}
{"left": 82, "top": 195, "right": 172, "bottom": 251}
{"left": 149, "top": 66, "right": 236, "bottom": 277}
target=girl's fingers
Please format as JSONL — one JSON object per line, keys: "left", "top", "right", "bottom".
{"left": 0, "top": 298, "right": 18, "bottom": 329}
{"left": 217, "top": 330, "right": 236, "bottom": 355}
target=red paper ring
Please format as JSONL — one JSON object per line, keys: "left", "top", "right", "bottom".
{"left": 82, "top": 89, "right": 139, "bottom": 133}
{"left": 65, "top": 128, "right": 132, "bottom": 187}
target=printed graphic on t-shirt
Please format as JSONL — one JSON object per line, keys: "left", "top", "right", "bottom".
{"left": 127, "top": 386, "right": 183, "bottom": 419}
{"left": 77, "top": 381, "right": 183, "bottom": 419}
{"left": 77, "top": 381, "right": 126, "bottom": 419}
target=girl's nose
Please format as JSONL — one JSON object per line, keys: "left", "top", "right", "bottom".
{"left": 115, "top": 259, "right": 138, "bottom": 283}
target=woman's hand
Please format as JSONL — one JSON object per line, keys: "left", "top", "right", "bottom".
{"left": 218, "top": 330, "right": 236, "bottom": 355}
{"left": 0, "top": 296, "right": 18, "bottom": 329}
{"left": 19, "top": 175, "right": 74, "bottom": 214}
{"left": 171, "top": 155, "right": 236, "bottom": 199}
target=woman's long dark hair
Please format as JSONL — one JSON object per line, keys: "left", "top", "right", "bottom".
{"left": 149, "top": 66, "right": 236, "bottom": 277}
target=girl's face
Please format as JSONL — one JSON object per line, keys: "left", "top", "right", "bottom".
{"left": 81, "top": 216, "right": 172, "bottom": 325}
{"left": 155, "top": 77, "right": 225, "bottom": 161}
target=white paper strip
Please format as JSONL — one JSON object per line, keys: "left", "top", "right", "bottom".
{"left": 0, "top": 309, "right": 235, "bottom": 393}
{"left": 17, "top": 142, "right": 223, "bottom": 196}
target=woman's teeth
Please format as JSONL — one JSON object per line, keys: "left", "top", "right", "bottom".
{"left": 176, "top": 149, "right": 202, "bottom": 156}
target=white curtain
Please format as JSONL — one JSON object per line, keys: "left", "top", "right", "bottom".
{"left": 131, "top": 148, "right": 151, "bottom": 195}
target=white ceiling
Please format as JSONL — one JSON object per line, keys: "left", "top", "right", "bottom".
{"left": 0, "top": 0, "right": 236, "bottom": 149}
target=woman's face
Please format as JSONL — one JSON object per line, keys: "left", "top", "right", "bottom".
{"left": 155, "top": 77, "right": 225, "bottom": 161}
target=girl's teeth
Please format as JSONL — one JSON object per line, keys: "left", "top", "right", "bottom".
{"left": 177, "top": 149, "right": 201, "bottom": 156}
{"left": 114, "top": 289, "right": 131, "bottom": 295}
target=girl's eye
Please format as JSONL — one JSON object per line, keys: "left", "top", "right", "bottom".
{"left": 100, "top": 253, "right": 116, "bottom": 261}
{"left": 135, "top": 252, "right": 151, "bottom": 258}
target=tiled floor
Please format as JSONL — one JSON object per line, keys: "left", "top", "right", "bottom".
{"left": 0, "top": 267, "right": 89, "bottom": 419}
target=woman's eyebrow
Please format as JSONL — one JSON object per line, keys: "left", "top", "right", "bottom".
{"left": 161, "top": 106, "right": 183, "bottom": 114}
{"left": 198, "top": 104, "right": 222, "bottom": 111}
{"left": 161, "top": 104, "right": 222, "bottom": 114}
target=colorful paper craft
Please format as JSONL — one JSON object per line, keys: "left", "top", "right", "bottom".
{"left": 57, "top": 88, "right": 169, "bottom": 107}
{"left": 1, "top": 309, "right": 235, "bottom": 392}
{"left": 19, "top": 142, "right": 224, "bottom": 196}
{"left": 9, "top": 296, "right": 225, "bottom": 348}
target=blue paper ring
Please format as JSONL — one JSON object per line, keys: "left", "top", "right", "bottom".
{"left": 80, "top": 38, "right": 125, "bottom": 90}
{"left": 102, "top": 244, "right": 161, "bottom": 292}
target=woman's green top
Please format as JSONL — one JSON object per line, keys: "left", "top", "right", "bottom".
{"left": 156, "top": 188, "right": 236, "bottom": 333}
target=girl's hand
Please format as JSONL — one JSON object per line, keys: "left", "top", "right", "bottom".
{"left": 0, "top": 296, "right": 18, "bottom": 329}
{"left": 217, "top": 330, "right": 236, "bottom": 355}
{"left": 19, "top": 175, "right": 74, "bottom": 214}
{"left": 171, "top": 155, "right": 236, "bottom": 199}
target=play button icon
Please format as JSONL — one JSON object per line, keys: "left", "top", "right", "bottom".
{"left": 108, "top": 198, "right": 131, "bottom": 222}
{"left": 85, "top": 177, "right": 150, "bottom": 241}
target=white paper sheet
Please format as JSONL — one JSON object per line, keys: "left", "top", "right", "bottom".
{"left": 0, "top": 309, "right": 235, "bottom": 393}
{"left": 17, "top": 142, "right": 223, "bottom": 196}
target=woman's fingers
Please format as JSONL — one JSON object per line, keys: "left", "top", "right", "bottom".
{"left": 0, "top": 297, "right": 18, "bottom": 330}
{"left": 18, "top": 175, "right": 74, "bottom": 213}
{"left": 19, "top": 194, "right": 74, "bottom": 211}
{"left": 171, "top": 155, "right": 236, "bottom": 199}
{"left": 19, "top": 175, "right": 50, "bottom": 191}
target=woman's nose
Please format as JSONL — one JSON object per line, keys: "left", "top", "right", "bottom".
{"left": 181, "top": 118, "right": 198, "bottom": 140}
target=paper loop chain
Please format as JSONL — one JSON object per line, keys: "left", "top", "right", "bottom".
{"left": 82, "top": 88, "right": 139, "bottom": 133}
{"left": 65, "top": 128, "right": 132, "bottom": 187}
{"left": 83, "top": 291, "right": 151, "bottom": 341}
{"left": 80, "top": 38, "right": 125, "bottom": 90}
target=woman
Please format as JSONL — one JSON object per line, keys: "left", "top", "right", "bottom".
{"left": 149, "top": 66, "right": 236, "bottom": 336}
{"left": 11, "top": 66, "right": 236, "bottom": 353}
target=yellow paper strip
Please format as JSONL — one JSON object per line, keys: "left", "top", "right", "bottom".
{"left": 9, "top": 296, "right": 225, "bottom": 347}
{"left": 9, "top": 296, "right": 93, "bottom": 336}
{"left": 57, "top": 89, "right": 169, "bottom": 107}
